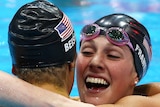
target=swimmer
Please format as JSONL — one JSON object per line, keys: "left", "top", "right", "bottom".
{"left": 76, "top": 13, "right": 160, "bottom": 106}
{"left": 0, "top": 2, "right": 160, "bottom": 107}
{"left": 8, "top": 0, "right": 76, "bottom": 98}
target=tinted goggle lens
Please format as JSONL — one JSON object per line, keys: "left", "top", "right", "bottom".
{"left": 81, "top": 24, "right": 134, "bottom": 51}
{"left": 108, "top": 29, "right": 124, "bottom": 41}
{"left": 81, "top": 24, "right": 100, "bottom": 40}
{"left": 83, "top": 25, "right": 97, "bottom": 35}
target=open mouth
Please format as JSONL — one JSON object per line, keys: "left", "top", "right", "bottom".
{"left": 85, "top": 77, "right": 110, "bottom": 90}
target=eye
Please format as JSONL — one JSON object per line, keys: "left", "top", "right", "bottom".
{"left": 81, "top": 47, "right": 95, "bottom": 57}
{"left": 107, "top": 54, "right": 120, "bottom": 58}
{"left": 82, "top": 51, "right": 93, "bottom": 56}
{"left": 107, "top": 51, "right": 121, "bottom": 59}
{"left": 82, "top": 49, "right": 94, "bottom": 57}
{"left": 80, "top": 42, "right": 96, "bottom": 57}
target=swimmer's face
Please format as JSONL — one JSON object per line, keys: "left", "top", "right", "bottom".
{"left": 76, "top": 36, "right": 138, "bottom": 105}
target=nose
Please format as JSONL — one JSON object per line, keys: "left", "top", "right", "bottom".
{"left": 89, "top": 52, "right": 105, "bottom": 72}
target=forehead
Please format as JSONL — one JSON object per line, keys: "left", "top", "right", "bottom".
{"left": 81, "top": 35, "right": 109, "bottom": 46}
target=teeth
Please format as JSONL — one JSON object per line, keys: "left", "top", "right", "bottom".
{"left": 86, "top": 77, "right": 108, "bottom": 85}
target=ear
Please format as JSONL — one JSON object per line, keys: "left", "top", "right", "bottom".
{"left": 134, "top": 77, "right": 139, "bottom": 85}
{"left": 68, "top": 54, "right": 77, "bottom": 93}
{"left": 68, "top": 53, "right": 77, "bottom": 72}
{"left": 67, "top": 62, "right": 75, "bottom": 94}
{"left": 67, "top": 54, "right": 77, "bottom": 93}
{"left": 133, "top": 73, "right": 139, "bottom": 86}
{"left": 68, "top": 62, "right": 75, "bottom": 72}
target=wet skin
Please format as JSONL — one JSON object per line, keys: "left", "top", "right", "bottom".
{"left": 76, "top": 36, "right": 139, "bottom": 105}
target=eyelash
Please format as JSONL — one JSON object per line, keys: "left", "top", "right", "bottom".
{"left": 81, "top": 50, "right": 93, "bottom": 56}
{"left": 81, "top": 49, "right": 121, "bottom": 59}
{"left": 107, "top": 54, "right": 120, "bottom": 59}
{"left": 81, "top": 45, "right": 121, "bottom": 59}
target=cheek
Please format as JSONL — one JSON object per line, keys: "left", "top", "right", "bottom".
{"left": 109, "top": 61, "right": 136, "bottom": 95}
{"left": 76, "top": 54, "right": 90, "bottom": 93}
{"left": 76, "top": 54, "right": 88, "bottom": 81}
{"left": 110, "top": 61, "right": 135, "bottom": 81}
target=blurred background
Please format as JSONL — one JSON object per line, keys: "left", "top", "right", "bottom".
{"left": 0, "top": 0, "right": 160, "bottom": 96}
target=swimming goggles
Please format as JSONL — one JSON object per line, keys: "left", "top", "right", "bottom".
{"left": 80, "top": 24, "right": 134, "bottom": 51}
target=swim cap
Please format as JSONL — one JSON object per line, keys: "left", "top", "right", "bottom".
{"left": 8, "top": 0, "right": 76, "bottom": 69}
{"left": 94, "top": 13, "right": 152, "bottom": 80}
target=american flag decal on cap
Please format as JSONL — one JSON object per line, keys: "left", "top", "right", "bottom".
{"left": 55, "top": 14, "right": 73, "bottom": 42}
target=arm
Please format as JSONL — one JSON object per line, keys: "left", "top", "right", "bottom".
{"left": 97, "top": 94, "right": 160, "bottom": 107}
{"left": 0, "top": 70, "right": 95, "bottom": 107}
{"left": 0, "top": 70, "right": 59, "bottom": 107}
{"left": 134, "top": 83, "right": 160, "bottom": 96}
{"left": 97, "top": 83, "right": 160, "bottom": 107}
{"left": 1, "top": 69, "right": 159, "bottom": 107}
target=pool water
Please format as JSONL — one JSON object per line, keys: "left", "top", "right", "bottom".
{"left": 0, "top": 0, "right": 160, "bottom": 96}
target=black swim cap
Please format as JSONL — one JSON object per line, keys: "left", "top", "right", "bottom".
{"left": 94, "top": 13, "right": 152, "bottom": 80}
{"left": 8, "top": 0, "right": 76, "bottom": 68}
